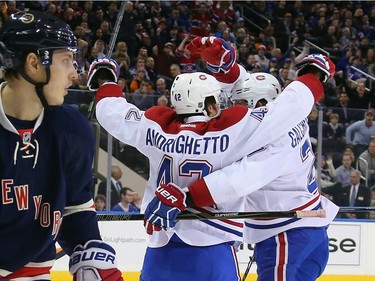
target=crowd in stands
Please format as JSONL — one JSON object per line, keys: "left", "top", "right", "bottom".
{"left": 1, "top": 0, "right": 375, "bottom": 217}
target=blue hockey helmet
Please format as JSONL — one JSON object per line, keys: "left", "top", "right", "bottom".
{"left": 0, "top": 10, "right": 77, "bottom": 70}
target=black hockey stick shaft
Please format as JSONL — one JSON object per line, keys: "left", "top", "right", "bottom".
{"left": 96, "top": 209, "right": 326, "bottom": 222}
{"left": 87, "top": 0, "right": 126, "bottom": 121}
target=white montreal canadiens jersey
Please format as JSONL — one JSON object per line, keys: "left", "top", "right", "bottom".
{"left": 203, "top": 116, "right": 340, "bottom": 243}
{"left": 96, "top": 78, "right": 314, "bottom": 247}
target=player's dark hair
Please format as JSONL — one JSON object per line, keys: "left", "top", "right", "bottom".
{"left": 176, "top": 95, "right": 217, "bottom": 121}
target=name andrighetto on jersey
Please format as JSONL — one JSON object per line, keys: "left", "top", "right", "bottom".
{"left": 288, "top": 118, "right": 308, "bottom": 148}
{"left": 145, "top": 128, "right": 229, "bottom": 154}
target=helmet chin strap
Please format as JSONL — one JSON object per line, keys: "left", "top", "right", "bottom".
{"left": 19, "top": 66, "right": 51, "bottom": 108}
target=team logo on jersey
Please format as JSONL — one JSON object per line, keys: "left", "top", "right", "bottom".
{"left": 19, "top": 13, "right": 34, "bottom": 23}
{"left": 22, "top": 131, "right": 31, "bottom": 143}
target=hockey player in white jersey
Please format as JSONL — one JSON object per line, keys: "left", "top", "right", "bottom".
{"left": 91, "top": 37, "right": 328, "bottom": 280}
{"left": 144, "top": 39, "right": 339, "bottom": 280}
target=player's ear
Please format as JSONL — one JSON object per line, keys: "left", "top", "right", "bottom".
{"left": 24, "top": 52, "right": 43, "bottom": 75}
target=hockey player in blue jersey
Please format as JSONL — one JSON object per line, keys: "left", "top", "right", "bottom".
{"left": 0, "top": 11, "right": 122, "bottom": 281}
{"left": 89, "top": 36, "right": 328, "bottom": 280}
{"left": 144, "top": 37, "right": 339, "bottom": 281}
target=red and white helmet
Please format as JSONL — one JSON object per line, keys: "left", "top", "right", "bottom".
{"left": 171, "top": 72, "right": 222, "bottom": 116}
{"left": 295, "top": 53, "right": 336, "bottom": 83}
{"left": 230, "top": 73, "right": 281, "bottom": 109}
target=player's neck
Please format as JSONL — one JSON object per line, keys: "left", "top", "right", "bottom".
{"left": 2, "top": 80, "right": 43, "bottom": 121}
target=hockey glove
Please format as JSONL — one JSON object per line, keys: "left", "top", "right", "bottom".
{"left": 69, "top": 240, "right": 123, "bottom": 281}
{"left": 186, "top": 36, "right": 236, "bottom": 73}
{"left": 87, "top": 57, "right": 120, "bottom": 91}
{"left": 295, "top": 53, "right": 335, "bottom": 83}
{"left": 144, "top": 183, "right": 187, "bottom": 235}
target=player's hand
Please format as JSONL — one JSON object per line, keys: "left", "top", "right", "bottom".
{"left": 87, "top": 57, "right": 120, "bottom": 91}
{"left": 295, "top": 53, "right": 335, "bottom": 83}
{"left": 69, "top": 240, "right": 123, "bottom": 281}
{"left": 186, "top": 36, "right": 235, "bottom": 73}
{"left": 144, "top": 183, "right": 187, "bottom": 235}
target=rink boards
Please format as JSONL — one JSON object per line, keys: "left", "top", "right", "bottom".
{"left": 52, "top": 220, "right": 375, "bottom": 281}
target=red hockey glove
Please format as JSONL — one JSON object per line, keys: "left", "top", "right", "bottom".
{"left": 69, "top": 240, "right": 123, "bottom": 281}
{"left": 186, "top": 36, "right": 236, "bottom": 73}
{"left": 295, "top": 53, "right": 335, "bottom": 83}
{"left": 87, "top": 57, "right": 120, "bottom": 91}
{"left": 144, "top": 183, "right": 187, "bottom": 235}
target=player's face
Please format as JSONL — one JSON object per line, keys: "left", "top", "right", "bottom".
{"left": 43, "top": 49, "right": 77, "bottom": 106}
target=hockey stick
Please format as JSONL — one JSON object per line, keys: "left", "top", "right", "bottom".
{"left": 96, "top": 209, "right": 326, "bottom": 221}
{"left": 339, "top": 206, "right": 375, "bottom": 212}
{"left": 87, "top": 0, "right": 126, "bottom": 121}
{"left": 242, "top": 253, "right": 255, "bottom": 281}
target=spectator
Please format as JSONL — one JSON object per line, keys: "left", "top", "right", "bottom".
{"left": 341, "top": 170, "right": 371, "bottom": 219}
{"left": 93, "top": 38, "right": 107, "bottom": 57}
{"left": 130, "top": 68, "right": 148, "bottom": 93}
{"left": 98, "top": 20, "right": 111, "bottom": 44}
{"left": 254, "top": 45, "right": 270, "bottom": 72}
{"left": 358, "top": 139, "right": 375, "bottom": 187}
{"left": 111, "top": 187, "right": 140, "bottom": 213}
{"left": 190, "top": 2, "right": 212, "bottom": 37}
{"left": 118, "top": 77, "right": 130, "bottom": 101}
{"left": 346, "top": 109, "right": 375, "bottom": 157}
{"left": 332, "top": 90, "right": 355, "bottom": 126}
{"left": 309, "top": 15, "right": 327, "bottom": 46}
{"left": 348, "top": 82, "right": 371, "bottom": 113}
{"left": 118, "top": 1, "right": 141, "bottom": 62}
{"left": 154, "top": 78, "right": 170, "bottom": 106}
{"left": 131, "top": 189, "right": 142, "bottom": 211}
{"left": 115, "top": 52, "right": 132, "bottom": 81}
{"left": 323, "top": 169, "right": 371, "bottom": 219}
{"left": 274, "top": 12, "right": 295, "bottom": 52}
{"left": 339, "top": 144, "right": 357, "bottom": 169}
{"left": 131, "top": 79, "right": 155, "bottom": 110}
{"left": 322, "top": 24, "right": 341, "bottom": 50}
{"left": 318, "top": 154, "right": 337, "bottom": 188}
{"left": 169, "top": 63, "right": 182, "bottom": 81}
{"left": 86, "top": 45, "right": 100, "bottom": 65}
{"left": 153, "top": 42, "right": 179, "bottom": 79}
{"left": 104, "top": 1, "right": 118, "bottom": 27}
{"left": 111, "top": 41, "right": 130, "bottom": 64}
{"left": 271, "top": 36, "right": 299, "bottom": 70}
{"left": 157, "top": 95, "right": 169, "bottom": 106}
{"left": 335, "top": 154, "right": 356, "bottom": 187}
{"left": 175, "top": 34, "right": 199, "bottom": 74}
{"left": 97, "top": 165, "right": 123, "bottom": 209}
{"left": 237, "top": 43, "right": 250, "bottom": 66}
{"left": 129, "top": 57, "right": 146, "bottom": 79}
{"left": 323, "top": 113, "right": 346, "bottom": 153}
{"left": 144, "top": 56, "right": 157, "bottom": 86}
{"left": 0, "top": 1, "right": 20, "bottom": 22}
{"left": 94, "top": 194, "right": 106, "bottom": 211}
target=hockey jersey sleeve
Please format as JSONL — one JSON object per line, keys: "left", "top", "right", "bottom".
{"left": 241, "top": 73, "right": 321, "bottom": 153}
{"left": 189, "top": 147, "right": 290, "bottom": 206}
{"left": 57, "top": 107, "right": 102, "bottom": 255}
{"left": 188, "top": 74, "right": 323, "bottom": 207}
{"left": 95, "top": 83, "right": 147, "bottom": 148}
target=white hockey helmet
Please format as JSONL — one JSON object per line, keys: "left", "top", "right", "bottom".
{"left": 171, "top": 72, "right": 222, "bottom": 116}
{"left": 231, "top": 72, "right": 281, "bottom": 109}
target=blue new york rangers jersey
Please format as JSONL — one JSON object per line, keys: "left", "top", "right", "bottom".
{"left": 0, "top": 83, "right": 101, "bottom": 278}
{"left": 95, "top": 76, "right": 316, "bottom": 247}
